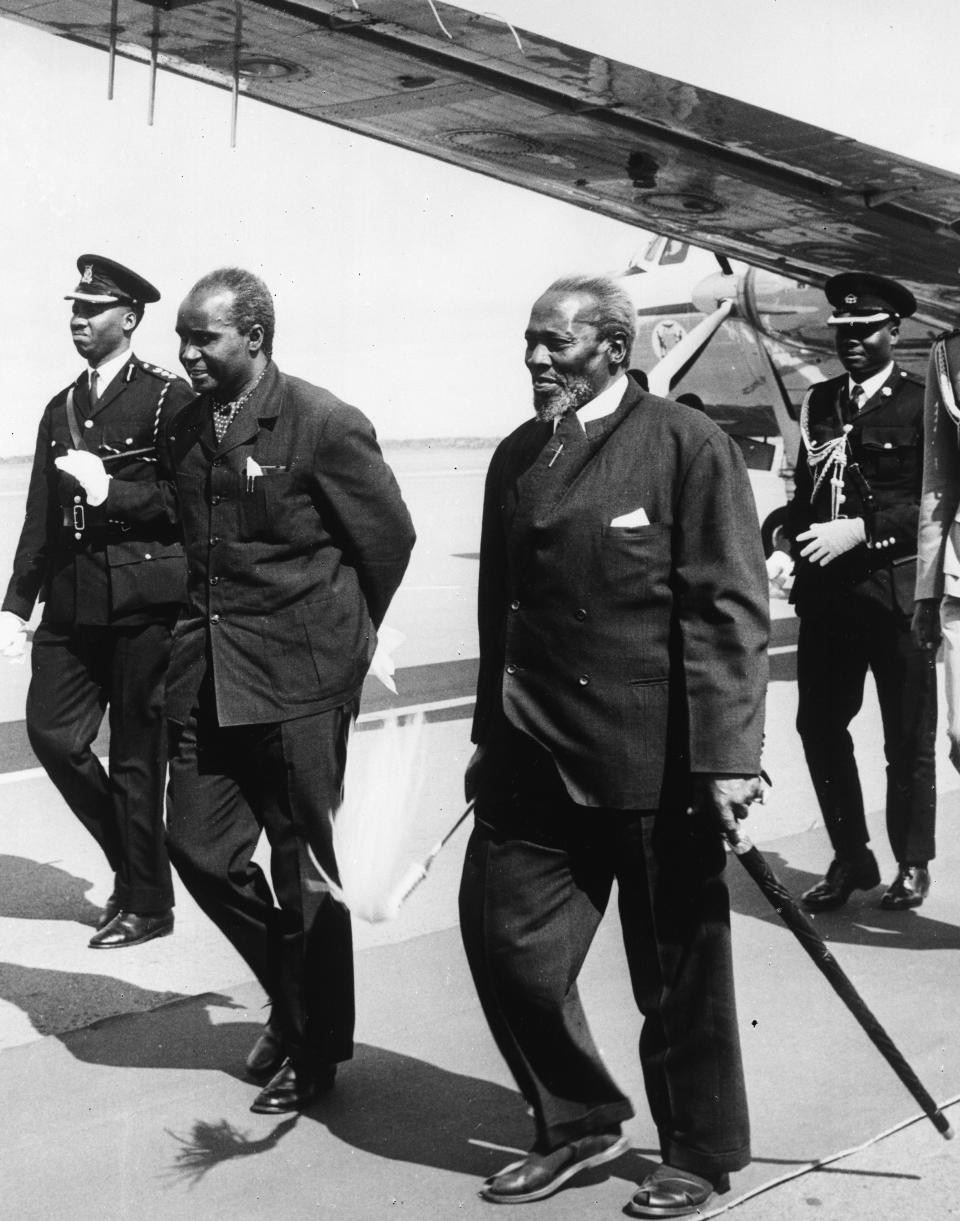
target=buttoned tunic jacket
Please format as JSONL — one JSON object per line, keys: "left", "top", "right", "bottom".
{"left": 786, "top": 364, "right": 924, "bottom": 619}
{"left": 3, "top": 355, "right": 193, "bottom": 625}
{"left": 472, "top": 379, "right": 769, "bottom": 810}
{"left": 163, "top": 361, "right": 415, "bottom": 727}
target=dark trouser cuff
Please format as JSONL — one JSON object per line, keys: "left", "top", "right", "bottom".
{"left": 540, "top": 1100, "right": 635, "bottom": 1151}
{"left": 662, "top": 1135, "right": 751, "bottom": 1180}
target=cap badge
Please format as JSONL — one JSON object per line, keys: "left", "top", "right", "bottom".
{"left": 81, "top": 264, "right": 94, "bottom": 284}
{"left": 844, "top": 293, "right": 858, "bottom": 305}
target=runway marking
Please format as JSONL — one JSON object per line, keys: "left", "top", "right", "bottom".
{"left": 468, "top": 1139, "right": 525, "bottom": 1155}
{"left": 357, "top": 695, "right": 474, "bottom": 723}
{"left": 0, "top": 703, "right": 475, "bottom": 779}
{"left": 401, "top": 468, "right": 488, "bottom": 479}
{"left": 0, "top": 759, "right": 105, "bottom": 785}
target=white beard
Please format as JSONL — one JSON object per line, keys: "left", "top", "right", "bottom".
{"left": 532, "top": 376, "right": 594, "bottom": 423}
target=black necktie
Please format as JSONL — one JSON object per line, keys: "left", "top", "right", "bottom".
{"left": 88, "top": 370, "right": 99, "bottom": 410}
{"left": 545, "top": 409, "right": 586, "bottom": 468}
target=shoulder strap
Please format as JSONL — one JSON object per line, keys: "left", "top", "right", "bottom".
{"left": 64, "top": 387, "right": 87, "bottom": 451}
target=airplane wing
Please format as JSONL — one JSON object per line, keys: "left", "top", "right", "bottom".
{"left": 5, "top": 0, "right": 960, "bottom": 324}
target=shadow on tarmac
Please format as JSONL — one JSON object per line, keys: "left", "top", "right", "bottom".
{"left": 727, "top": 846, "right": 960, "bottom": 950}
{"left": 0, "top": 853, "right": 102, "bottom": 925}
{"left": 159, "top": 1039, "right": 667, "bottom": 1191}
{"left": 0, "top": 962, "right": 212, "bottom": 1039}
{"left": 163, "top": 1114, "right": 300, "bottom": 1186}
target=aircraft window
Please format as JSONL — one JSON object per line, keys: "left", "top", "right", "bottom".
{"left": 659, "top": 240, "right": 689, "bottom": 266}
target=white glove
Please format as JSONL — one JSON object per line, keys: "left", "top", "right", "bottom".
{"left": 765, "top": 549, "right": 794, "bottom": 598}
{"left": 54, "top": 450, "right": 111, "bottom": 506}
{"left": 797, "top": 518, "right": 866, "bottom": 567}
{"left": 368, "top": 625, "right": 405, "bottom": 695}
{"left": 0, "top": 610, "right": 27, "bottom": 661}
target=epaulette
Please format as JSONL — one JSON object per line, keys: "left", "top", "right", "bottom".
{"left": 899, "top": 368, "right": 924, "bottom": 385}
{"left": 139, "top": 360, "right": 179, "bottom": 381}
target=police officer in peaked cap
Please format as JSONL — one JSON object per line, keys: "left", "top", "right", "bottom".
{"left": 768, "top": 270, "right": 937, "bottom": 913}
{"left": 0, "top": 255, "right": 195, "bottom": 946}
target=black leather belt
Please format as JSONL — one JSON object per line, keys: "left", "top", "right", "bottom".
{"left": 60, "top": 506, "right": 130, "bottom": 536}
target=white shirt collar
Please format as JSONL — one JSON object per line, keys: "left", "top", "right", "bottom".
{"left": 553, "top": 373, "right": 629, "bottom": 432}
{"left": 89, "top": 346, "right": 133, "bottom": 394}
{"left": 848, "top": 361, "right": 894, "bottom": 403}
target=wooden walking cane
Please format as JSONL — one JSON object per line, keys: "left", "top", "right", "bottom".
{"left": 731, "top": 834, "right": 954, "bottom": 1140}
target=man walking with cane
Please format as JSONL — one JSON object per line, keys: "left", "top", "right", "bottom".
{"left": 460, "top": 273, "right": 769, "bottom": 1217}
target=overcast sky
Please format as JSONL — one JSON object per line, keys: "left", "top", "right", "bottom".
{"left": 1, "top": 1, "right": 958, "bottom": 456}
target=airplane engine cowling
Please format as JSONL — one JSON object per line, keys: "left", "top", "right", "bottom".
{"left": 691, "top": 267, "right": 834, "bottom": 354}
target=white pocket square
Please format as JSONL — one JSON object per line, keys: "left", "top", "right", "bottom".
{"left": 610, "top": 507, "right": 650, "bottom": 527}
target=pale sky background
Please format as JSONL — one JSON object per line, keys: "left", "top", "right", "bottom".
{"left": 1, "top": 0, "right": 958, "bottom": 456}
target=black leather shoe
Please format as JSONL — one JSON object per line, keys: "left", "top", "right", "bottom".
{"left": 626, "top": 1164, "right": 729, "bottom": 1217}
{"left": 479, "top": 1130, "right": 629, "bottom": 1203}
{"left": 95, "top": 891, "right": 121, "bottom": 931}
{"left": 246, "top": 1016, "right": 286, "bottom": 1080}
{"left": 801, "top": 853, "right": 880, "bottom": 911}
{"left": 880, "top": 864, "right": 931, "bottom": 910}
{"left": 249, "top": 1057, "right": 336, "bottom": 1114}
{"left": 89, "top": 909, "right": 174, "bottom": 948}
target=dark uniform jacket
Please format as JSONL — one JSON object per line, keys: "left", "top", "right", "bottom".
{"left": 473, "top": 378, "right": 769, "bottom": 810}
{"left": 163, "top": 361, "right": 416, "bottom": 728}
{"left": 3, "top": 354, "right": 194, "bottom": 626}
{"left": 785, "top": 364, "right": 924, "bottom": 620}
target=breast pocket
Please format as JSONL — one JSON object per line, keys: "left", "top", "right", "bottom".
{"left": 237, "top": 471, "right": 296, "bottom": 543}
{"left": 860, "top": 425, "right": 919, "bottom": 484}
{"left": 599, "top": 521, "right": 671, "bottom": 593}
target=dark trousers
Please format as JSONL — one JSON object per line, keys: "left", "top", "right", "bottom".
{"left": 796, "top": 609, "right": 937, "bottom": 864}
{"left": 26, "top": 620, "right": 174, "bottom": 913}
{"left": 459, "top": 725, "right": 750, "bottom": 1179}
{"left": 166, "top": 694, "right": 356, "bottom": 1068}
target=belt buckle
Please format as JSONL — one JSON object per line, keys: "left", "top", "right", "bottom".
{"left": 72, "top": 504, "right": 86, "bottom": 532}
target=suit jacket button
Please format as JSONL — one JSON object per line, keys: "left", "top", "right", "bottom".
{"left": 505, "top": 664, "right": 516, "bottom": 675}
{"left": 209, "top": 536, "right": 220, "bottom": 546}
{"left": 209, "top": 576, "right": 219, "bottom": 586}
{"left": 575, "top": 608, "right": 587, "bottom": 620}
{"left": 578, "top": 674, "right": 589, "bottom": 686}
{"left": 510, "top": 600, "right": 520, "bottom": 611}
{"left": 83, "top": 419, "right": 94, "bottom": 429}
{"left": 211, "top": 495, "right": 221, "bottom": 505}
{"left": 209, "top": 613, "right": 220, "bottom": 625}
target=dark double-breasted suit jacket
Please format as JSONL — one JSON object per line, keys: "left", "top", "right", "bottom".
{"left": 473, "top": 378, "right": 769, "bottom": 810}
{"left": 163, "top": 360, "right": 416, "bottom": 727}
{"left": 3, "top": 354, "right": 194, "bottom": 625}
{"left": 785, "top": 364, "right": 924, "bottom": 620}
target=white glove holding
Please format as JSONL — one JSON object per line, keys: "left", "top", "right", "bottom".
{"left": 368, "top": 625, "right": 405, "bottom": 695}
{"left": 0, "top": 610, "right": 27, "bottom": 661}
{"left": 797, "top": 518, "right": 866, "bottom": 567}
{"left": 765, "top": 549, "right": 794, "bottom": 598}
{"left": 54, "top": 450, "right": 110, "bottom": 506}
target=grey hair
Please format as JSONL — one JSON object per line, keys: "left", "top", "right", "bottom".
{"left": 542, "top": 274, "right": 637, "bottom": 367}
{"left": 187, "top": 267, "right": 276, "bottom": 358}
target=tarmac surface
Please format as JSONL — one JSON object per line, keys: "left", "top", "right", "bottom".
{"left": 1, "top": 443, "right": 959, "bottom": 1219}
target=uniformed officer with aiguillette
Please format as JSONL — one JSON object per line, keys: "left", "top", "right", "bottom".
{"left": 0, "top": 255, "right": 194, "bottom": 946}
{"left": 768, "top": 272, "right": 937, "bottom": 912}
